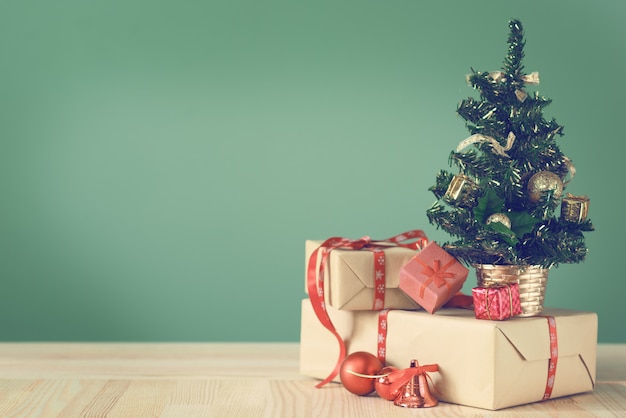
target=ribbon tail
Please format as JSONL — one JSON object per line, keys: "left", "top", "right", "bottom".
{"left": 386, "top": 230, "right": 429, "bottom": 250}
{"left": 307, "top": 245, "right": 347, "bottom": 388}
{"left": 315, "top": 332, "right": 346, "bottom": 388}
{"left": 443, "top": 292, "right": 474, "bottom": 309}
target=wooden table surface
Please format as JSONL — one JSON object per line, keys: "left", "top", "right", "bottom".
{"left": 0, "top": 343, "right": 624, "bottom": 417}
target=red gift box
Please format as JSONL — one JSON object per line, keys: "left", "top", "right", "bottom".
{"left": 472, "top": 283, "right": 522, "bottom": 320}
{"left": 399, "top": 241, "right": 469, "bottom": 313}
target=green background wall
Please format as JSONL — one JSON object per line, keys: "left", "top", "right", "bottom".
{"left": 1, "top": 1, "right": 624, "bottom": 342}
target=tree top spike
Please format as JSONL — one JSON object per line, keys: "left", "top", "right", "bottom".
{"left": 509, "top": 19, "right": 523, "bottom": 34}
{"left": 503, "top": 19, "right": 526, "bottom": 77}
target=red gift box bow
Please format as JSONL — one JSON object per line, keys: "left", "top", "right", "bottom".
{"left": 307, "top": 230, "right": 428, "bottom": 388}
{"left": 412, "top": 257, "right": 456, "bottom": 298}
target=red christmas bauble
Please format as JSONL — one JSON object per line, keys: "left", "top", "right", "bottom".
{"left": 339, "top": 351, "right": 383, "bottom": 396}
{"left": 374, "top": 366, "right": 399, "bottom": 400}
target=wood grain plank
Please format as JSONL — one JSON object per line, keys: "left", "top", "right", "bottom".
{"left": 0, "top": 343, "right": 303, "bottom": 379}
{"left": 112, "top": 380, "right": 170, "bottom": 417}
{"left": 0, "top": 380, "right": 112, "bottom": 418}
{"left": 56, "top": 381, "right": 112, "bottom": 418}
{"left": 262, "top": 380, "right": 312, "bottom": 418}
{"left": 77, "top": 380, "right": 131, "bottom": 417}
{"left": 0, "top": 343, "right": 623, "bottom": 417}
{"left": 597, "top": 344, "right": 626, "bottom": 383}
{"left": 158, "top": 405, "right": 213, "bottom": 418}
{"left": 0, "top": 379, "right": 623, "bottom": 417}
{"left": 0, "top": 380, "right": 43, "bottom": 417}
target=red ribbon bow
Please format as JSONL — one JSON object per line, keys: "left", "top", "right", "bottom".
{"left": 414, "top": 258, "right": 456, "bottom": 298}
{"left": 385, "top": 362, "right": 440, "bottom": 398}
{"left": 307, "top": 230, "right": 428, "bottom": 388}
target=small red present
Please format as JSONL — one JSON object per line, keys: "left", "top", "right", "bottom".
{"left": 399, "top": 241, "right": 469, "bottom": 314}
{"left": 472, "top": 283, "right": 522, "bottom": 320}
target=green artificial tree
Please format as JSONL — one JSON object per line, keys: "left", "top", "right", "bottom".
{"left": 427, "top": 19, "right": 593, "bottom": 269}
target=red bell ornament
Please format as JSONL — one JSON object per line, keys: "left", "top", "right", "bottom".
{"left": 393, "top": 360, "right": 439, "bottom": 408}
{"left": 339, "top": 351, "right": 383, "bottom": 396}
{"left": 418, "top": 372, "right": 439, "bottom": 407}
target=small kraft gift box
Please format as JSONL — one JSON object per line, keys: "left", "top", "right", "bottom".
{"left": 300, "top": 299, "right": 597, "bottom": 410}
{"left": 305, "top": 231, "right": 427, "bottom": 311}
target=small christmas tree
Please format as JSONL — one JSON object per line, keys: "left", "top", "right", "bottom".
{"left": 427, "top": 19, "right": 593, "bottom": 269}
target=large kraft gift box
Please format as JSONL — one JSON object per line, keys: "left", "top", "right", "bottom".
{"left": 305, "top": 240, "right": 421, "bottom": 310}
{"left": 300, "top": 299, "right": 597, "bottom": 410}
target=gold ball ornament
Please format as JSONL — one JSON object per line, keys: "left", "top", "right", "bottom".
{"left": 486, "top": 213, "right": 512, "bottom": 229}
{"left": 527, "top": 171, "right": 563, "bottom": 203}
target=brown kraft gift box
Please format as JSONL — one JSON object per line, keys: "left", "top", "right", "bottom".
{"left": 299, "top": 299, "right": 597, "bottom": 410}
{"left": 305, "top": 240, "right": 421, "bottom": 311}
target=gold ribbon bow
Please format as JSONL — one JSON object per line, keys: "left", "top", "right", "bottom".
{"left": 466, "top": 71, "right": 540, "bottom": 85}
{"left": 456, "top": 131, "right": 516, "bottom": 158}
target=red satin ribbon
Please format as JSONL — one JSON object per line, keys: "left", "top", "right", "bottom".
{"left": 372, "top": 250, "right": 386, "bottom": 310}
{"left": 307, "top": 230, "right": 428, "bottom": 388}
{"left": 444, "top": 292, "right": 474, "bottom": 309}
{"left": 377, "top": 309, "right": 390, "bottom": 364}
{"left": 541, "top": 316, "right": 558, "bottom": 400}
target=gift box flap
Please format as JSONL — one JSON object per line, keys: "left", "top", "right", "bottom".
{"left": 492, "top": 308, "right": 597, "bottom": 408}
{"left": 496, "top": 308, "right": 598, "bottom": 362}
{"left": 334, "top": 246, "right": 412, "bottom": 287}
